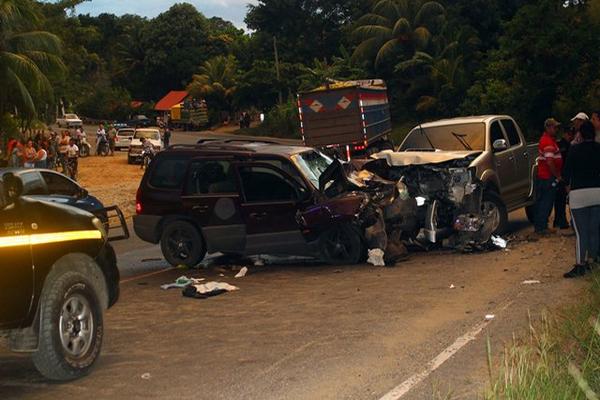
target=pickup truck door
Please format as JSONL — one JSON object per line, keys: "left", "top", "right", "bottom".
{"left": 0, "top": 200, "right": 34, "bottom": 327}
{"left": 500, "top": 119, "right": 532, "bottom": 203}
{"left": 489, "top": 120, "right": 520, "bottom": 206}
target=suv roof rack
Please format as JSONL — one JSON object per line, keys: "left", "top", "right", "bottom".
{"left": 165, "top": 143, "right": 258, "bottom": 152}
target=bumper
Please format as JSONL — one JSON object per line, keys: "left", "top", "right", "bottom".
{"left": 133, "top": 214, "right": 162, "bottom": 244}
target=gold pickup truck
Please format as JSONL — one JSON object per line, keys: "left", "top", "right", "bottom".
{"left": 383, "top": 115, "right": 538, "bottom": 233}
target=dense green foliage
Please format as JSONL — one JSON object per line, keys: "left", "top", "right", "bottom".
{"left": 2, "top": 0, "right": 600, "bottom": 138}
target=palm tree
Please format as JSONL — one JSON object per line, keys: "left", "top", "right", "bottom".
{"left": 187, "top": 55, "right": 238, "bottom": 114}
{"left": 0, "top": 0, "right": 64, "bottom": 117}
{"left": 352, "top": 0, "right": 445, "bottom": 68}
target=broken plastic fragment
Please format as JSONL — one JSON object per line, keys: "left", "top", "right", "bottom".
{"left": 485, "top": 314, "right": 495, "bottom": 321}
{"left": 449, "top": 284, "right": 455, "bottom": 289}
{"left": 521, "top": 280, "right": 541, "bottom": 285}
{"left": 367, "top": 248, "right": 385, "bottom": 266}
{"left": 141, "top": 373, "right": 151, "bottom": 380}
{"left": 491, "top": 235, "right": 507, "bottom": 248}
{"left": 234, "top": 267, "right": 248, "bottom": 278}
{"left": 415, "top": 196, "right": 426, "bottom": 207}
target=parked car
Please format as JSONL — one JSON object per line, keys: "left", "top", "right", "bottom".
{"left": 0, "top": 172, "right": 119, "bottom": 380}
{"left": 127, "top": 115, "right": 152, "bottom": 128}
{"left": 0, "top": 168, "right": 106, "bottom": 218}
{"left": 56, "top": 113, "right": 83, "bottom": 128}
{"left": 128, "top": 128, "right": 163, "bottom": 164}
{"left": 387, "top": 115, "right": 538, "bottom": 233}
{"left": 133, "top": 140, "right": 493, "bottom": 267}
{"left": 115, "top": 128, "right": 135, "bottom": 150}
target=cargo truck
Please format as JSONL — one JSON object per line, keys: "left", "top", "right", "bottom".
{"left": 297, "top": 80, "right": 393, "bottom": 159}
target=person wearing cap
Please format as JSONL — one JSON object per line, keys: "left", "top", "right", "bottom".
{"left": 570, "top": 112, "right": 589, "bottom": 145}
{"left": 534, "top": 118, "right": 564, "bottom": 235}
{"left": 562, "top": 120, "right": 600, "bottom": 277}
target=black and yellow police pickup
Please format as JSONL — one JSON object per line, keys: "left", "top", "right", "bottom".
{"left": 0, "top": 173, "right": 121, "bottom": 381}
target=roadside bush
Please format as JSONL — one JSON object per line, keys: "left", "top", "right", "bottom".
{"left": 486, "top": 272, "right": 600, "bottom": 399}
{"left": 260, "top": 100, "right": 300, "bottom": 139}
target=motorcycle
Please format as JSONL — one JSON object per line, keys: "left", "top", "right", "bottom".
{"left": 97, "top": 137, "right": 109, "bottom": 157}
{"left": 141, "top": 149, "right": 154, "bottom": 170}
{"left": 78, "top": 137, "right": 91, "bottom": 157}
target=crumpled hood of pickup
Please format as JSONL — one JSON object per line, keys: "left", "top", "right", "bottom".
{"left": 372, "top": 150, "right": 482, "bottom": 166}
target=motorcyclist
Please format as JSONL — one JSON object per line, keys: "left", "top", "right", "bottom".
{"left": 140, "top": 137, "right": 155, "bottom": 169}
{"left": 96, "top": 124, "right": 107, "bottom": 155}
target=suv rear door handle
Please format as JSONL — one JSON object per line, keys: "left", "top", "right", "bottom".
{"left": 250, "top": 212, "right": 267, "bottom": 219}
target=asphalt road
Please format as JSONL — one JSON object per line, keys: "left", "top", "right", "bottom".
{"left": 0, "top": 206, "right": 585, "bottom": 399}
{"left": 1, "top": 126, "right": 584, "bottom": 399}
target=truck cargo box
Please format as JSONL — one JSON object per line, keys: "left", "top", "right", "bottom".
{"left": 298, "top": 81, "right": 392, "bottom": 150}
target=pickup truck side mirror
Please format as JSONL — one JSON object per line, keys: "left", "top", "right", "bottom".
{"left": 492, "top": 139, "right": 508, "bottom": 152}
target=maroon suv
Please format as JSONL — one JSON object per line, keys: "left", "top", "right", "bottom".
{"left": 133, "top": 141, "right": 404, "bottom": 266}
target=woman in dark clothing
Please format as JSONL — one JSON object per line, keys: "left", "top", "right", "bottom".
{"left": 562, "top": 120, "right": 600, "bottom": 278}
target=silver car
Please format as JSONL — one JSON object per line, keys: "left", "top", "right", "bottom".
{"left": 115, "top": 128, "right": 135, "bottom": 150}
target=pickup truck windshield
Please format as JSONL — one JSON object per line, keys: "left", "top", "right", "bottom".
{"left": 291, "top": 150, "right": 333, "bottom": 188}
{"left": 64, "top": 114, "right": 78, "bottom": 119}
{"left": 400, "top": 123, "right": 486, "bottom": 151}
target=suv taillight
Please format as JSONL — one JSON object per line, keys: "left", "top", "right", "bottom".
{"left": 135, "top": 187, "right": 143, "bottom": 214}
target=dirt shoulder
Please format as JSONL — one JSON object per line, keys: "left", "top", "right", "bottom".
{"left": 77, "top": 152, "right": 143, "bottom": 219}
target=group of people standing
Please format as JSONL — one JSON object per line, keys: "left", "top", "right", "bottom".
{"left": 534, "top": 111, "right": 600, "bottom": 278}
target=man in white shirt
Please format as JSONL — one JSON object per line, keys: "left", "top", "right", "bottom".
{"left": 96, "top": 124, "right": 106, "bottom": 155}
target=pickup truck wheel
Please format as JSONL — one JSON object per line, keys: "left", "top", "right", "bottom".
{"left": 160, "top": 221, "right": 206, "bottom": 267}
{"left": 32, "top": 264, "right": 106, "bottom": 381}
{"left": 482, "top": 190, "right": 508, "bottom": 235}
{"left": 319, "top": 223, "right": 364, "bottom": 265}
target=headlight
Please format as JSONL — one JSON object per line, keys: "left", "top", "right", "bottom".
{"left": 92, "top": 217, "right": 107, "bottom": 239}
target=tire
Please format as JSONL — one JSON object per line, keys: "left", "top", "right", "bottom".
{"left": 525, "top": 204, "right": 535, "bottom": 224}
{"left": 127, "top": 156, "right": 134, "bottom": 164}
{"left": 318, "top": 223, "right": 364, "bottom": 265}
{"left": 160, "top": 220, "right": 206, "bottom": 267}
{"left": 32, "top": 255, "right": 107, "bottom": 381}
{"left": 482, "top": 190, "right": 508, "bottom": 235}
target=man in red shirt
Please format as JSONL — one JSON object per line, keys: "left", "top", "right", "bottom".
{"left": 534, "top": 118, "right": 563, "bottom": 234}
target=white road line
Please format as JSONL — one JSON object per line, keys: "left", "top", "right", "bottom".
{"left": 379, "top": 300, "right": 514, "bottom": 400}
{"left": 120, "top": 267, "right": 173, "bottom": 284}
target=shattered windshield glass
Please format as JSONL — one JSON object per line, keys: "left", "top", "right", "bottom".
{"left": 291, "top": 150, "right": 333, "bottom": 188}
{"left": 400, "top": 123, "right": 486, "bottom": 151}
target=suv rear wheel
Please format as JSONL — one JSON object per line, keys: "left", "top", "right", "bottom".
{"left": 32, "top": 258, "right": 106, "bottom": 381}
{"left": 160, "top": 220, "right": 206, "bottom": 267}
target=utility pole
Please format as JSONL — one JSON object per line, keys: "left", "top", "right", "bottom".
{"left": 273, "top": 36, "right": 283, "bottom": 105}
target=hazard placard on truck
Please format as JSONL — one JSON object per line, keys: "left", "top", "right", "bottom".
{"left": 298, "top": 80, "right": 393, "bottom": 158}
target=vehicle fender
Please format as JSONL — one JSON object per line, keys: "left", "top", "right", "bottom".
{"left": 13, "top": 253, "right": 109, "bottom": 352}
{"left": 479, "top": 169, "right": 501, "bottom": 194}
{"left": 157, "top": 215, "right": 206, "bottom": 243}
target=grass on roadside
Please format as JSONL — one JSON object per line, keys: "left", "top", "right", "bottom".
{"left": 486, "top": 271, "right": 600, "bottom": 399}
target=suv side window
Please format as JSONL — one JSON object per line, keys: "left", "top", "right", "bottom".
{"left": 185, "top": 160, "right": 237, "bottom": 195}
{"left": 490, "top": 121, "right": 506, "bottom": 151}
{"left": 238, "top": 166, "right": 298, "bottom": 203}
{"left": 149, "top": 157, "right": 189, "bottom": 189}
{"left": 41, "top": 172, "right": 79, "bottom": 196}
{"left": 19, "top": 171, "right": 47, "bottom": 195}
{"left": 501, "top": 119, "right": 522, "bottom": 147}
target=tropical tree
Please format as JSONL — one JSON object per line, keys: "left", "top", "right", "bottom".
{"left": 352, "top": 0, "right": 446, "bottom": 68}
{"left": 187, "top": 55, "right": 238, "bottom": 119}
{"left": 0, "top": 0, "right": 64, "bottom": 118}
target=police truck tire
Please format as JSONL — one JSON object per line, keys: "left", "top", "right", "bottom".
{"left": 32, "top": 256, "right": 107, "bottom": 381}
{"left": 160, "top": 220, "right": 206, "bottom": 267}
